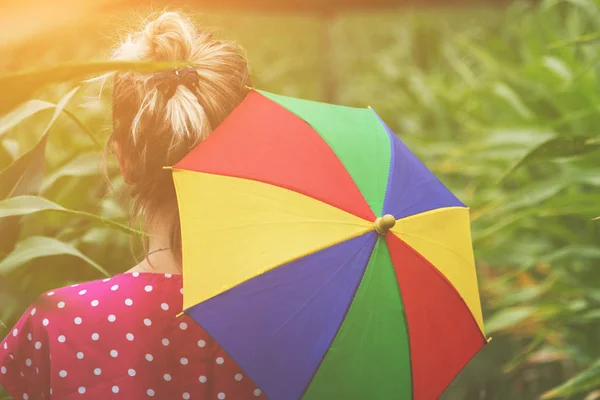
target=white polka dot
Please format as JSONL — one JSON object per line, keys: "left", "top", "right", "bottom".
{"left": 165, "top": 274, "right": 172, "bottom": 278}
{"left": 47, "top": 291, "right": 55, "bottom": 296}
{"left": 132, "top": 272, "right": 139, "bottom": 277}
{"left": 58, "top": 335, "right": 66, "bottom": 343}
{"left": 78, "top": 290, "right": 87, "bottom": 295}
{"left": 25, "top": 358, "right": 31, "bottom": 366}
{"left": 36, "top": 367, "right": 39, "bottom": 375}
{"left": 162, "top": 338, "right": 169, "bottom": 346}
{"left": 110, "top": 350, "right": 118, "bottom": 358}
{"left": 160, "top": 303, "right": 169, "bottom": 311}
{"left": 111, "top": 285, "right": 119, "bottom": 291}
{"left": 254, "top": 389, "right": 262, "bottom": 396}
{"left": 145, "top": 354, "right": 153, "bottom": 361}
{"left": 216, "top": 357, "right": 224, "bottom": 365}
{"left": 59, "top": 370, "right": 67, "bottom": 378}
{"left": 30, "top": 308, "right": 36, "bottom": 316}
{"left": 35, "top": 342, "right": 42, "bottom": 350}
{"left": 23, "top": 394, "right": 28, "bottom": 400}
{"left": 91, "top": 333, "right": 99, "bottom": 341}
{"left": 77, "top": 352, "right": 84, "bottom": 359}
{"left": 50, "top": 389, "right": 52, "bottom": 395}
{"left": 125, "top": 298, "right": 133, "bottom": 306}
{"left": 3, "top": 342, "right": 7, "bottom": 349}
{"left": 91, "top": 300, "right": 99, "bottom": 307}
{"left": 57, "top": 301, "right": 65, "bottom": 309}
{"left": 144, "top": 285, "right": 153, "bottom": 292}
{"left": 235, "top": 373, "right": 243, "bottom": 381}
{"left": 144, "top": 318, "right": 152, "bottom": 326}
{"left": 126, "top": 333, "right": 134, "bottom": 341}
{"left": 94, "top": 368, "right": 101, "bottom": 375}
{"left": 199, "top": 375, "right": 207, "bottom": 383}
{"left": 180, "top": 288, "right": 184, "bottom": 294}
{"left": 78, "top": 387, "right": 86, "bottom": 394}
{"left": 128, "top": 369, "right": 136, "bottom": 377}
{"left": 108, "top": 314, "right": 116, "bottom": 322}
{"left": 180, "top": 357, "right": 188, "bottom": 365}
{"left": 198, "top": 340, "right": 206, "bottom": 347}
{"left": 12, "top": 329, "right": 18, "bottom": 337}
{"left": 102, "top": 278, "right": 111, "bottom": 282}
{"left": 218, "top": 393, "right": 226, "bottom": 399}
{"left": 179, "top": 322, "right": 188, "bottom": 330}
{"left": 164, "top": 373, "right": 172, "bottom": 381}
{"left": 112, "top": 386, "right": 119, "bottom": 394}
{"left": 42, "top": 319, "right": 49, "bottom": 326}
{"left": 74, "top": 317, "right": 82, "bottom": 325}
{"left": 182, "top": 393, "right": 190, "bottom": 400}
{"left": 27, "top": 333, "right": 32, "bottom": 341}
{"left": 147, "top": 389, "right": 155, "bottom": 397}
{"left": 71, "top": 284, "right": 79, "bottom": 287}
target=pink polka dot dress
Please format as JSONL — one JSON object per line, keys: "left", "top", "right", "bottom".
{"left": 0, "top": 273, "right": 267, "bottom": 399}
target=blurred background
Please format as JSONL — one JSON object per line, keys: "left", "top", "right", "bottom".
{"left": 1, "top": 0, "right": 600, "bottom": 398}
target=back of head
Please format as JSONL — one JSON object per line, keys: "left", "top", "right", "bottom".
{"left": 108, "top": 11, "right": 251, "bottom": 262}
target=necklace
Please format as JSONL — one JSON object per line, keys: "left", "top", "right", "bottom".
{"left": 148, "top": 247, "right": 171, "bottom": 257}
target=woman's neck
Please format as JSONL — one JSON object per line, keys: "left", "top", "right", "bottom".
{"left": 127, "top": 211, "right": 182, "bottom": 275}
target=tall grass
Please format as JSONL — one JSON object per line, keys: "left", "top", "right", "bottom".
{"left": 1, "top": 1, "right": 600, "bottom": 399}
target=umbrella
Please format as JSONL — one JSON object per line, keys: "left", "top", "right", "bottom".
{"left": 170, "top": 89, "right": 488, "bottom": 400}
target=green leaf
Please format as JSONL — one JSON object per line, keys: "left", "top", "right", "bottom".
{"left": 0, "top": 236, "right": 109, "bottom": 277}
{"left": 0, "top": 195, "right": 145, "bottom": 237}
{"left": 0, "top": 60, "right": 188, "bottom": 115}
{"left": 485, "top": 306, "right": 535, "bottom": 333}
{"left": 0, "top": 87, "right": 80, "bottom": 198}
{"left": 548, "top": 31, "right": 600, "bottom": 48}
{"left": 0, "top": 100, "right": 54, "bottom": 140}
{"left": 41, "top": 152, "right": 101, "bottom": 192}
{"left": 0, "top": 98, "right": 100, "bottom": 149}
{"left": 500, "top": 135, "right": 600, "bottom": 182}
{"left": 492, "top": 82, "right": 534, "bottom": 120}
{"left": 542, "top": 357, "right": 600, "bottom": 398}
{"left": 542, "top": 56, "right": 572, "bottom": 82}
{"left": 1, "top": 139, "right": 19, "bottom": 161}
{"left": 0, "top": 88, "right": 79, "bottom": 255}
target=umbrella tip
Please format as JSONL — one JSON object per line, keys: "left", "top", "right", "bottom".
{"left": 162, "top": 166, "right": 173, "bottom": 170}
{"left": 374, "top": 214, "right": 396, "bottom": 235}
{"left": 487, "top": 336, "right": 493, "bottom": 344}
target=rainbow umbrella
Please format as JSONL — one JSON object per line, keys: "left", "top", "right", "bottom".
{"left": 171, "top": 89, "right": 488, "bottom": 400}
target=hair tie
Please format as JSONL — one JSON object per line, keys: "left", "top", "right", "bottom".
{"left": 151, "top": 67, "right": 201, "bottom": 101}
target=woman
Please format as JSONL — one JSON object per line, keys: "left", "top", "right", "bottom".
{"left": 0, "top": 11, "right": 265, "bottom": 399}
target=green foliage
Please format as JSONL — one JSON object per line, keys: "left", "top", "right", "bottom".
{"left": 542, "top": 357, "right": 600, "bottom": 398}
{"left": 0, "top": 60, "right": 188, "bottom": 114}
{"left": 1, "top": 1, "right": 600, "bottom": 399}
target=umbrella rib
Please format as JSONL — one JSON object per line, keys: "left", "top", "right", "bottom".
{"left": 192, "top": 220, "right": 372, "bottom": 234}
{"left": 391, "top": 234, "right": 486, "bottom": 337}
{"left": 391, "top": 231, "right": 474, "bottom": 267}
{"left": 271, "top": 237, "right": 374, "bottom": 337}
{"left": 391, "top": 178, "right": 453, "bottom": 215}
{"left": 300, "top": 238, "right": 382, "bottom": 398}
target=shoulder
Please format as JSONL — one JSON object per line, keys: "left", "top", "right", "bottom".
{"left": 32, "top": 273, "right": 183, "bottom": 324}
{"left": 37, "top": 272, "right": 179, "bottom": 306}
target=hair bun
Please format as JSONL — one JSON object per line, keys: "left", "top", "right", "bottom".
{"left": 143, "top": 12, "right": 195, "bottom": 61}
{"left": 107, "top": 10, "right": 251, "bottom": 264}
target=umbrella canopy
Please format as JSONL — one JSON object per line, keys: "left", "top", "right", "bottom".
{"left": 171, "top": 89, "right": 487, "bottom": 400}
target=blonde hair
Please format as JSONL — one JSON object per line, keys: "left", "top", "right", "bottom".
{"left": 107, "top": 11, "right": 251, "bottom": 263}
